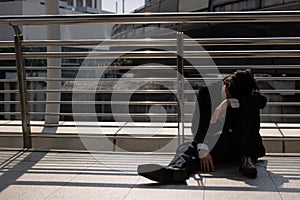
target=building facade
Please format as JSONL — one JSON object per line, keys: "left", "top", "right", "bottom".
{"left": 0, "top": 0, "right": 113, "bottom": 120}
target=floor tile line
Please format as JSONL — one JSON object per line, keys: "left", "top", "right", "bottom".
{"left": 266, "top": 170, "right": 284, "bottom": 200}
{"left": 44, "top": 159, "right": 99, "bottom": 200}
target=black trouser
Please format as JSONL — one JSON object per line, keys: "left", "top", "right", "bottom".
{"left": 168, "top": 107, "right": 266, "bottom": 176}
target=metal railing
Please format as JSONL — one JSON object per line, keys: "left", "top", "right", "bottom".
{"left": 0, "top": 11, "right": 300, "bottom": 150}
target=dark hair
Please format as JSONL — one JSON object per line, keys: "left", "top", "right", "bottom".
{"left": 224, "top": 69, "right": 258, "bottom": 99}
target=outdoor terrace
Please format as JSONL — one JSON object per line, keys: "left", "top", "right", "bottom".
{"left": 0, "top": 11, "right": 300, "bottom": 200}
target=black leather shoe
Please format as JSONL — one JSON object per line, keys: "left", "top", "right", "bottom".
{"left": 137, "top": 164, "right": 188, "bottom": 183}
{"left": 239, "top": 156, "right": 257, "bottom": 179}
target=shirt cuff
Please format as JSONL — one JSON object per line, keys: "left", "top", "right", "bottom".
{"left": 197, "top": 143, "right": 209, "bottom": 151}
{"left": 228, "top": 98, "right": 240, "bottom": 108}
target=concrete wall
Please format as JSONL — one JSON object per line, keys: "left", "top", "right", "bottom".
{"left": 0, "top": 1, "right": 24, "bottom": 41}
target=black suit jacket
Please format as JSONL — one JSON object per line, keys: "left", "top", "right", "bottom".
{"left": 191, "top": 81, "right": 267, "bottom": 146}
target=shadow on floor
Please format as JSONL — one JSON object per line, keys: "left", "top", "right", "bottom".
{"left": 0, "top": 150, "right": 47, "bottom": 192}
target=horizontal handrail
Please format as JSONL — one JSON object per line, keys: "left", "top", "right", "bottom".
{"left": 1, "top": 64, "right": 299, "bottom": 71}
{"left": 260, "top": 114, "right": 300, "bottom": 118}
{"left": 0, "top": 89, "right": 299, "bottom": 94}
{"left": 1, "top": 101, "right": 299, "bottom": 107}
{"left": 0, "top": 124, "right": 180, "bottom": 128}
{"left": 0, "top": 90, "right": 178, "bottom": 94}
{"left": 1, "top": 11, "right": 300, "bottom": 26}
{"left": 0, "top": 122, "right": 295, "bottom": 129}
{"left": 28, "top": 135, "right": 182, "bottom": 139}
{"left": 191, "top": 37, "right": 300, "bottom": 46}
{"left": 29, "top": 112, "right": 178, "bottom": 117}
{"left": 25, "top": 112, "right": 300, "bottom": 118}
{"left": 0, "top": 112, "right": 299, "bottom": 118}
{"left": 3, "top": 37, "right": 300, "bottom": 48}
{"left": 24, "top": 39, "right": 177, "bottom": 47}
{"left": 25, "top": 77, "right": 177, "bottom": 81}
{"left": 267, "top": 102, "right": 300, "bottom": 106}
{"left": 0, "top": 77, "right": 296, "bottom": 83}
{"left": 23, "top": 77, "right": 300, "bottom": 81}
{"left": 0, "top": 112, "right": 21, "bottom": 115}
{"left": 18, "top": 65, "right": 300, "bottom": 70}
{"left": 3, "top": 50, "right": 300, "bottom": 60}
{"left": 0, "top": 41, "right": 15, "bottom": 47}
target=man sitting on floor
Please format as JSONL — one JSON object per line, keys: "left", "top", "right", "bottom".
{"left": 137, "top": 69, "right": 267, "bottom": 182}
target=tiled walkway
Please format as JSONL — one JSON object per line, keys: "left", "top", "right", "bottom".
{"left": 0, "top": 150, "right": 300, "bottom": 200}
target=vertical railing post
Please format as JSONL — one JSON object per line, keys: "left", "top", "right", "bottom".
{"left": 177, "top": 31, "right": 185, "bottom": 146}
{"left": 11, "top": 25, "right": 32, "bottom": 148}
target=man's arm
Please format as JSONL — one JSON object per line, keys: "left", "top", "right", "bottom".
{"left": 191, "top": 86, "right": 211, "bottom": 145}
{"left": 239, "top": 93, "right": 267, "bottom": 109}
{"left": 191, "top": 86, "right": 216, "bottom": 172}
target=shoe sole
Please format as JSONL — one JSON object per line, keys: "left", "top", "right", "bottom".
{"left": 137, "top": 164, "right": 187, "bottom": 183}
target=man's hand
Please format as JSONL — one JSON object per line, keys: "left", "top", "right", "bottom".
{"left": 210, "top": 99, "right": 229, "bottom": 124}
{"left": 198, "top": 149, "right": 215, "bottom": 172}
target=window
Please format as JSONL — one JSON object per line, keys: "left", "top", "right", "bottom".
{"left": 76, "top": 0, "right": 82, "bottom": 7}
{"left": 159, "top": 0, "right": 179, "bottom": 12}
{"left": 178, "top": 0, "right": 209, "bottom": 12}
{"left": 67, "top": 0, "right": 73, "bottom": 6}
{"left": 86, "top": 0, "right": 92, "bottom": 7}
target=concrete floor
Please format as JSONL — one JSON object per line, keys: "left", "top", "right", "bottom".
{"left": 0, "top": 150, "right": 300, "bottom": 200}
